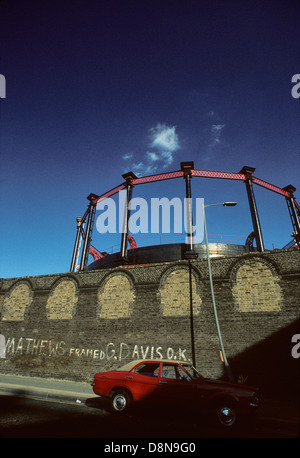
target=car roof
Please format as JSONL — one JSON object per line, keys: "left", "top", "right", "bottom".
{"left": 116, "top": 359, "right": 192, "bottom": 371}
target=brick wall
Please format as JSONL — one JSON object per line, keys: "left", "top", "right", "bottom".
{"left": 0, "top": 249, "right": 299, "bottom": 397}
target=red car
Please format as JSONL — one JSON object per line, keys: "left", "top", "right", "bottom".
{"left": 92, "top": 359, "right": 259, "bottom": 427}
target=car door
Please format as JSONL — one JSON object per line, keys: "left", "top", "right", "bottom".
{"left": 127, "top": 362, "right": 161, "bottom": 403}
{"left": 158, "top": 362, "right": 195, "bottom": 407}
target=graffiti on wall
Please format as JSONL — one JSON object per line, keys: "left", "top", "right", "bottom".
{"left": 2, "top": 336, "right": 189, "bottom": 363}
{"left": 0, "top": 334, "right": 5, "bottom": 358}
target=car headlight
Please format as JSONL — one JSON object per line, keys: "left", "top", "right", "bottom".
{"left": 250, "top": 395, "right": 259, "bottom": 407}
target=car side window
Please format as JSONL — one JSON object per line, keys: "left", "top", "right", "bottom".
{"left": 162, "top": 363, "right": 191, "bottom": 381}
{"left": 161, "top": 364, "right": 177, "bottom": 379}
{"left": 134, "top": 363, "right": 160, "bottom": 377}
{"left": 177, "top": 366, "right": 191, "bottom": 381}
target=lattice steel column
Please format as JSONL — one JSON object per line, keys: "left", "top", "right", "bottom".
{"left": 79, "top": 193, "right": 98, "bottom": 271}
{"left": 283, "top": 185, "right": 300, "bottom": 246}
{"left": 120, "top": 172, "right": 137, "bottom": 261}
{"left": 240, "top": 166, "right": 264, "bottom": 252}
{"left": 70, "top": 216, "right": 84, "bottom": 272}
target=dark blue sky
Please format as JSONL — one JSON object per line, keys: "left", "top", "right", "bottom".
{"left": 0, "top": 0, "right": 299, "bottom": 278}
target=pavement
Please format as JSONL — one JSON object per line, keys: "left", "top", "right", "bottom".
{"left": 0, "top": 373, "right": 299, "bottom": 434}
{"left": 0, "top": 373, "right": 94, "bottom": 405}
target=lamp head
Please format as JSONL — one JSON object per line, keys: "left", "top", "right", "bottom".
{"left": 222, "top": 202, "right": 237, "bottom": 207}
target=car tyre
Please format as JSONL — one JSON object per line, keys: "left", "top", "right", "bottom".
{"left": 214, "top": 401, "right": 238, "bottom": 427}
{"left": 109, "top": 390, "right": 131, "bottom": 414}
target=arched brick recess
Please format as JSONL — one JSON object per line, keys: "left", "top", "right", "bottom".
{"left": 98, "top": 272, "right": 135, "bottom": 319}
{"left": 159, "top": 265, "right": 202, "bottom": 316}
{"left": 46, "top": 278, "right": 78, "bottom": 320}
{"left": 231, "top": 257, "right": 282, "bottom": 312}
{"left": 2, "top": 281, "right": 33, "bottom": 321}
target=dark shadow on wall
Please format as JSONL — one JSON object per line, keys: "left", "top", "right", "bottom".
{"left": 225, "top": 318, "right": 300, "bottom": 401}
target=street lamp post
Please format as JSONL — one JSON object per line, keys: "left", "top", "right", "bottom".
{"left": 203, "top": 201, "right": 236, "bottom": 382}
{"left": 185, "top": 250, "right": 198, "bottom": 368}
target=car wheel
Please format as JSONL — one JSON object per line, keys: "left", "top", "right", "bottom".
{"left": 110, "top": 390, "right": 131, "bottom": 414}
{"left": 215, "top": 402, "right": 237, "bottom": 427}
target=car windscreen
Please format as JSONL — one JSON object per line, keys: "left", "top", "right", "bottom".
{"left": 182, "top": 364, "right": 204, "bottom": 380}
{"left": 133, "top": 362, "right": 160, "bottom": 377}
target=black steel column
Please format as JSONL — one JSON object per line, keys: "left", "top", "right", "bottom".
{"left": 70, "top": 216, "right": 83, "bottom": 272}
{"left": 181, "top": 162, "right": 198, "bottom": 367}
{"left": 181, "top": 161, "right": 195, "bottom": 252}
{"left": 188, "top": 259, "right": 196, "bottom": 367}
{"left": 283, "top": 185, "right": 300, "bottom": 246}
{"left": 240, "top": 166, "right": 264, "bottom": 252}
{"left": 120, "top": 172, "right": 137, "bottom": 261}
{"left": 79, "top": 194, "right": 97, "bottom": 271}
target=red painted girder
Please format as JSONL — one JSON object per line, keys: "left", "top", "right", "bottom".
{"left": 252, "top": 177, "right": 289, "bottom": 197}
{"left": 191, "top": 169, "right": 245, "bottom": 180}
{"left": 192, "top": 169, "right": 291, "bottom": 198}
{"left": 132, "top": 170, "right": 184, "bottom": 185}
{"left": 128, "top": 234, "right": 137, "bottom": 249}
{"left": 91, "top": 168, "right": 296, "bottom": 205}
{"left": 94, "top": 183, "right": 126, "bottom": 204}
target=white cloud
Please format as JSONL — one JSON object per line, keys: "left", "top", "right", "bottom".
{"left": 131, "top": 161, "right": 158, "bottom": 176}
{"left": 160, "top": 150, "right": 174, "bottom": 166}
{"left": 122, "top": 153, "right": 134, "bottom": 160}
{"left": 125, "top": 123, "right": 180, "bottom": 177}
{"left": 207, "top": 110, "right": 216, "bottom": 117}
{"left": 149, "top": 123, "right": 180, "bottom": 153}
{"left": 146, "top": 151, "right": 159, "bottom": 162}
{"left": 209, "top": 124, "right": 225, "bottom": 147}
